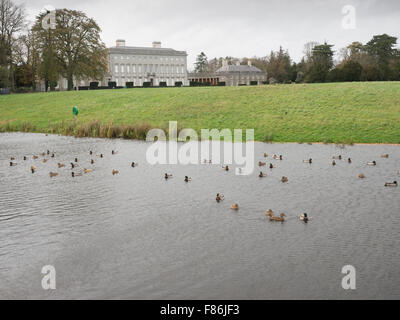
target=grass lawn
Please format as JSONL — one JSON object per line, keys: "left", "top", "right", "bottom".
{"left": 0, "top": 82, "right": 399, "bottom": 143}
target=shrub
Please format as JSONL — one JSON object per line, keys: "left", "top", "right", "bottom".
{"left": 143, "top": 82, "right": 151, "bottom": 87}
{"left": 175, "top": 81, "right": 183, "bottom": 87}
{"left": 126, "top": 82, "right": 134, "bottom": 88}
{"left": 159, "top": 82, "right": 167, "bottom": 87}
{"left": 90, "top": 82, "right": 99, "bottom": 89}
{"left": 250, "top": 81, "right": 258, "bottom": 86}
{"left": 108, "top": 81, "right": 117, "bottom": 88}
{"left": 218, "top": 82, "right": 226, "bottom": 86}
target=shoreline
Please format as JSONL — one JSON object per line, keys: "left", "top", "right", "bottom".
{"left": 1, "top": 131, "right": 399, "bottom": 146}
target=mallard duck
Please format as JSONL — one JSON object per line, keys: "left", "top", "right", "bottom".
{"left": 40, "top": 152, "right": 46, "bottom": 157}
{"left": 165, "top": 173, "right": 173, "bottom": 180}
{"left": 263, "top": 153, "right": 268, "bottom": 158}
{"left": 385, "top": 181, "right": 397, "bottom": 187}
{"left": 259, "top": 172, "right": 267, "bottom": 178}
{"left": 216, "top": 194, "right": 225, "bottom": 202}
{"left": 23, "top": 156, "right": 27, "bottom": 161}
{"left": 258, "top": 162, "right": 266, "bottom": 167}
{"left": 99, "top": 154, "right": 104, "bottom": 158}
{"left": 348, "top": 158, "right": 352, "bottom": 164}
{"left": 367, "top": 161, "right": 377, "bottom": 166}
{"left": 49, "top": 172, "right": 58, "bottom": 178}
{"left": 266, "top": 211, "right": 286, "bottom": 222}
{"left": 273, "top": 155, "right": 283, "bottom": 160}
{"left": 303, "top": 159, "right": 312, "bottom": 164}
{"left": 71, "top": 172, "right": 82, "bottom": 177}
{"left": 58, "top": 163, "right": 65, "bottom": 168}
{"left": 184, "top": 176, "right": 192, "bottom": 182}
{"left": 222, "top": 166, "right": 229, "bottom": 171}
{"left": 333, "top": 155, "right": 342, "bottom": 160}
{"left": 10, "top": 162, "right": 17, "bottom": 166}
{"left": 358, "top": 173, "right": 366, "bottom": 179}
{"left": 51, "top": 154, "right": 55, "bottom": 158}
{"left": 74, "top": 158, "right": 78, "bottom": 163}
{"left": 10, "top": 157, "right": 15, "bottom": 161}
{"left": 43, "top": 159, "right": 48, "bottom": 163}
{"left": 269, "top": 163, "right": 274, "bottom": 169}
{"left": 112, "top": 150, "right": 117, "bottom": 155}
{"left": 281, "top": 176, "right": 288, "bottom": 183}
{"left": 84, "top": 169, "right": 93, "bottom": 174}
{"left": 91, "top": 159, "right": 95, "bottom": 165}
{"left": 112, "top": 170, "right": 119, "bottom": 175}
{"left": 33, "top": 156, "right": 39, "bottom": 160}
{"left": 131, "top": 162, "right": 137, "bottom": 168}
{"left": 381, "top": 154, "right": 389, "bottom": 159}
{"left": 231, "top": 204, "right": 239, "bottom": 211}
{"left": 266, "top": 210, "right": 274, "bottom": 217}
{"left": 31, "top": 166, "right": 37, "bottom": 174}
{"left": 300, "top": 213, "right": 309, "bottom": 223}
{"left": 47, "top": 150, "right": 50, "bottom": 155}
{"left": 332, "top": 160, "right": 336, "bottom": 166}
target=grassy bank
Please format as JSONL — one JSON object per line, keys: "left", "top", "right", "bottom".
{"left": 0, "top": 82, "right": 399, "bottom": 143}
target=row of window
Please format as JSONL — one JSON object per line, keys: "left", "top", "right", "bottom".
{"left": 113, "top": 55, "right": 185, "bottom": 63}
{"left": 114, "top": 78, "right": 186, "bottom": 86}
{"left": 114, "top": 64, "right": 186, "bottom": 75}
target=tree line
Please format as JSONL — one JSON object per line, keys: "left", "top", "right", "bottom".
{"left": 194, "top": 34, "right": 400, "bottom": 84}
{"left": 0, "top": 0, "right": 107, "bottom": 92}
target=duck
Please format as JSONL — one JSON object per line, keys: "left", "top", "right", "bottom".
{"left": 84, "top": 169, "right": 94, "bottom": 174}
{"left": 71, "top": 162, "right": 76, "bottom": 169}
{"left": 184, "top": 176, "right": 192, "bottom": 182}
{"left": 71, "top": 172, "right": 82, "bottom": 177}
{"left": 258, "top": 162, "right": 266, "bottom": 167}
{"left": 74, "top": 158, "right": 78, "bottom": 163}
{"left": 231, "top": 204, "right": 239, "bottom": 211}
{"left": 385, "top": 181, "right": 397, "bottom": 187}
{"left": 131, "top": 162, "right": 137, "bottom": 168}
{"left": 300, "top": 213, "right": 309, "bottom": 223}
{"left": 43, "top": 159, "right": 48, "bottom": 163}
{"left": 10, "top": 162, "right": 17, "bottom": 166}
{"left": 89, "top": 151, "right": 93, "bottom": 155}
{"left": 358, "top": 173, "right": 366, "bottom": 179}
{"left": 58, "top": 163, "right": 65, "bottom": 168}
{"left": 381, "top": 154, "right": 389, "bottom": 159}
{"left": 269, "top": 163, "right": 274, "bottom": 169}
{"left": 112, "top": 150, "right": 117, "bottom": 155}
{"left": 332, "top": 160, "right": 336, "bottom": 166}
{"left": 91, "top": 159, "right": 95, "bottom": 165}
{"left": 31, "top": 166, "right": 37, "bottom": 174}
{"left": 165, "top": 173, "right": 173, "bottom": 180}
{"left": 112, "top": 170, "right": 119, "bottom": 176}
{"left": 51, "top": 154, "right": 55, "bottom": 158}
{"left": 273, "top": 155, "right": 283, "bottom": 160}
{"left": 303, "top": 159, "right": 312, "bottom": 164}
{"left": 99, "top": 154, "right": 104, "bottom": 158}
{"left": 367, "top": 161, "right": 377, "bottom": 166}
{"left": 49, "top": 172, "right": 58, "bottom": 178}
{"left": 281, "top": 176, "right": 288, "bottom": 183}
{"left": 23, "top": 156, "right": 27, "bottom": 161}
{"left": 263, "top": 153, "right": 268, "bottom": 158}
{"left": 333, "top": 155, "right": 342, "bottom": 160}
{"left": 47, "top": 150, "right": 50, "bottom": 155}
{"left": 348, "top": 158, "right": 352, "bottom": 164}
{"left": 216, "top": 194, "right": 225, "bottom": 203}
{"left": 266, "top": 210, "right": 286, "bottom": 222}
{"left": 259, "top": 172, "right": 267, "bottom": 178}
{"left": 40, "top": 152, "right": 46, "bottom": 157}
{"left": 33, "top": 155, "right": 39, "bottom": 160}
{"left": 222, "top": 166, "right": 229, "bottom": 171}
{"left": 10, "top": 157, "right": 15, "bottom": 161}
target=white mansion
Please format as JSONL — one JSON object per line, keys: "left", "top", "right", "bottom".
{"left": 107, "top": 40, "right": 188, "bottom": 87}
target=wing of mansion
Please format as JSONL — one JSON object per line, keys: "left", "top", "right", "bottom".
{"left": 51, "top": 40, "right": 267, "bottom": 90}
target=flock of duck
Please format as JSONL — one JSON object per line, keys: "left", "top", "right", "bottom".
{"left": 8, "top": 149, "right": 398, "bottom": 224}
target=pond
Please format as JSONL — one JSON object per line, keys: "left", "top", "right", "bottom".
{"left": 0, "top": 133, "right": 399, "bottom": 299}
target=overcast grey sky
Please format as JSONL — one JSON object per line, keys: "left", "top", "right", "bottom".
{"left": 15, "top": 0, "right": 400, "bottom": 69}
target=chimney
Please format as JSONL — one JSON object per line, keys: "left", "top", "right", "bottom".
{"left": 152, "top": 41, "right": 161, "bottom": 48}
{"left": 116, "top": 39, "right": 126, "bottom": 47}
{"left": 248, "top": 60, "right": 252, "bottom": 67}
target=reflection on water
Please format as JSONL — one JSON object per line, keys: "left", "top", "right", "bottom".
{"left": 0, "top": 133, "right": 399, "bottom": 300}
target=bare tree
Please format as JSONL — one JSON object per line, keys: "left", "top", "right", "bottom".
{"left": 0, "top": 0, "right": 25, "bottom": 89}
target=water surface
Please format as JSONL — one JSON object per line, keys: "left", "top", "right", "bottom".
{"left": 0, "top": 133, "right": 399, "bottom": 299}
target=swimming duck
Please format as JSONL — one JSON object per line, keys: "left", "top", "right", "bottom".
{"left": 367, "top": 161, "right": 377, "bottom": 166}
{"left": 40, "top": 152, "right": 46, "bottom": 157}
{"left": 385, "top": 181, "right": 397, "bottom": 187}
{"left": 43, "top": 159, "right": 48, "bottom": 163}
{"left": 91, "top": 159, "right": 95, "bottom": 165}
{"left": 10, "top": 162, "right": 17, "bottom": 167}
{"left": 23, "top": 156, "right": 27, "bottom": 161}
{"left": 131, "top": 162, "right": 137, "bottom": 168}
{"left": 358, "top": 173, "right": 366, "bottom": 179}
{"left": 269, "top": 163, "right": 274, "bottom": 169}
{"left": 231, "top": 204, "right": 239, "bottom": 211}
{"left": 348, "top": 158, "right": 352, "bottom": 164}
{"left": 184, "top": 176, "right": 192, "bottom": 182}
{"left": 51, "top": 154, "right": 55, "bottom": 158}
{"left": 165, "top": 173, "right": 173, "bottom": 180}
{"left": 71, "top": 163, "right": 75, "bottom": 169}
{"left": 33, "top": 156, "right": 39, "bottom": 160}
{"left": 84, "top": 169, "right": 94, "bottom": 174}
{"left": 222, "top": 166, "right": 229, "bottom": 171}
{"left": 74, "top": 158, "right": 78, "bottom": 163}
{"left": 10, "top": 157, "right": 15, "bottom": 161}
{"left": 31, "top": 166, "right": 37, "bottom": 174}
{"left": 49, "top": 172, "right": 58, "bottom": 178}
{"left": 112, "top": 170, "right": 119, "bottom": 175}
{"left": 303, "top": 159, "right": 312, "bottom": 164}
{"left": 381, "top": 154, "right": 389, "bottom": 159}
{"left": 333, "top": 155, "right": 342, "bottom": 160}
{"left": 273, "top": 155, "right": 283, "bottom": 160}
{"left": 99, "top": 154, "right": 104, "bottom": 158}
{"left": 300, "top": 213, "right": 309, "bottom": 223}
{"left": 58, "top": 163, "right": 65, "bottom": 168}
{"left": 332, "top": 160, "right": 336, "bottom": 166}
{"left": 112, "top": 150, "right": 117, "bottom": 155}
{"left": 47, "top": 150, "right": 50, "bottom": 155}
{"left": 259, "top": 172, "right": 267, "bottom": 178}
{"left": 258, "top": 162, "right": 266, "bottom": 167}
{"left": 89, "top": 151, "right": 93, "bottom": 155}
{"left": 264, "top": 153, "right": 268, "bottom": 158}
{"left": 281, "top": 176, "right": 288, "bottom": 183}
{"left": 216, "top": 194, "right": 225, "bottom": 202}
{"left": 71, "top": 172, "right": 82, "bottom": 177}
{"left": 266, "top": 211, "right": 286, "bottom": 222}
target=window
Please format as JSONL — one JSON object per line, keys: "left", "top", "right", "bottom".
{"left": 121, "top": 64, "right": 125, "bottom": 73}
{"left": 115, "top": 64, "right": 119, "bottom": 73}
{"left": 138, "top": 65, "right": 142, "bottom": 73}
{"left": 127, "top": 65, "right": 130, "bottom": 73}
{"left": 144, "top": 64, "right": 147, "bottom": 73}
{"left": 149, "top": 64, "right": 153, "bottom": 73}
{"left": 133, "top": 65, "right": 136, "bottom": 73}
